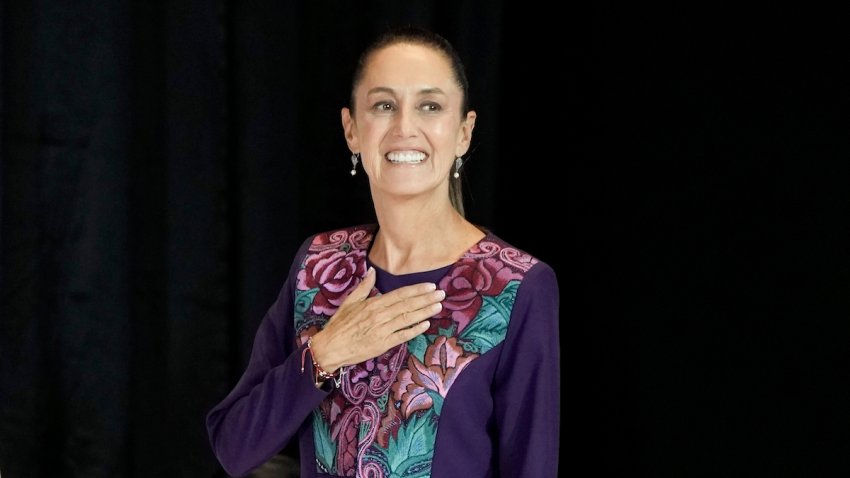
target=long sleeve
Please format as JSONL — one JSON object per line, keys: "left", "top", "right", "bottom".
{"left": 206, "top": 238, "right": 327, "bottom": 477}
{"left": 493, "top": 261, "right": 561, "bottom": 476}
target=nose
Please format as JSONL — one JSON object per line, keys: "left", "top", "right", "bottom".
{"left": 392, "top": 108, "right": 418, "bottom": 137}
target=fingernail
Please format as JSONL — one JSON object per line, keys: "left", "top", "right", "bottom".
{"left": 427, "top": 282, "right": 437, "bottom": 290}
{"left": 436, "top": 289, "right": 446, "bottom": 299}
{"left": 368, "top": 266, "right": 375, "bottom": 276}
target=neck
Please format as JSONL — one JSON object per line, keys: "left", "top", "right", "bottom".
{"left": 369, "top": 193, "right": 482, "bottom": 275}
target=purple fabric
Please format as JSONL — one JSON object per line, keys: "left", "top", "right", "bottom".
{"left": 207, "top": 232, "right": 560, "bottom": 477}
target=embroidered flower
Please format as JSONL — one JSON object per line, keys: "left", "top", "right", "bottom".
{"left": 297, "top": 248, "right": 366, "bottom": 316}
{"left": 391, "top": 336, "right": 477, "bottom": 418}
{"left": 298, "top": 228, "right": 536, "bottom": 477}
{"left": 436, "top": 257, "right": 524, "bottom": 333}
{"left": 500, "top": 246, "right": 538, "bottom": 272}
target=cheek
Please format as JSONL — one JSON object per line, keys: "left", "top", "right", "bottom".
{"left": 428, "top": 120, "right": 461, "bottom": 144}
{"left": 356, "top": 119, "right": 388, "bottom": 143}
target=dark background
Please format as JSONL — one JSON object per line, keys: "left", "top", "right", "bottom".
{"left": 1, "top": 1, "right": 847, "bottom": 477}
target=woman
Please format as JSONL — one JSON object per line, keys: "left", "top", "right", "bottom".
{"left": 207, "top": 26, "right": 560, "bottom": 477}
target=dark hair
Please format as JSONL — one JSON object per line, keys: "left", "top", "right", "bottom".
{"left": 349, "top": 26, "right": 471, "bottom": 216}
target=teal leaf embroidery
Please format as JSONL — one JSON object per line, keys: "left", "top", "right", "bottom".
{"left": 425, "top": 389, "right": 445, "bottom": 416}
{"left": 459, "top": 280, "right": 519, "bottom": 354}
{"left": 385, "top": 411, "right": 436, "bottom": 478}
{"left": 312, "top": 410, "right": 336, "bottom": 473}
{"left": 437, "top": 323, "right": 456, "bottom": 337}
{"left": 359, "top": 420, "right": 370, "bottom": 442}
{"left": 294, "top": 287, "right": 319, "bottom": 328}
{"left": 377, "top": 392, "right": 389, "bottom": 412}
{"left": 407, "top": 334, "right": 429, "bottom": 363}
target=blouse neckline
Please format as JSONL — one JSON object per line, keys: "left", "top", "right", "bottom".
{"left": 364, "top": 225, "right": 491, "bottom": 279}
{"left": 363, "top": 226, "right": 492, "bottom": 291}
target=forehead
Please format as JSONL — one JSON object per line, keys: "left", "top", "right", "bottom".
{"left": 359, "top": 43, "right": 458, "bottom": 93}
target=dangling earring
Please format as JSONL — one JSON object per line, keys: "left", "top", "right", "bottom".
{"left": 350, "top": 153, "right": 360, "bottom": 176}
{"left": 453, "top": 157, "right": 463, "bottom": 179}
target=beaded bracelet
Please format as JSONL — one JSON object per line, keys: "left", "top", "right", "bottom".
{"left": 301, "top": 336, "right": 346, "bottom": 388}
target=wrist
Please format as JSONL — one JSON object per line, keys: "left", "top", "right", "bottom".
{"left": 307, "top": 332, "right": 340, "bottom": 374}
{"left": 304, "top": 335, "right": 347, "bottom": 388}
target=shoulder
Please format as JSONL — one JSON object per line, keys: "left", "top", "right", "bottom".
{"left": 481, "top": 236, "right": 559, "bottom": 347}
{"left": 475, "top": 231, "right": 558, "bottom": 296}
{"left": 476, "top": 231, "right": 552, "bottom": 275}
{"left": 301, "top": 223, "right": 377, "bottom": 254}
{"left": 282, "top": 224, "right": 376, "bottom": 280}
{"left": 291, "top": 224, "right": 377, "bottom": 279}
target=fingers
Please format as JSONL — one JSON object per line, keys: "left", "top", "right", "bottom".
{"left": 345, "top": 270, "right": 437, "bottom": 309}
{"left": 392, "top": 319, "right": 432, "bottom": 344}
{"left": 344, "top": 266, "right": 377, "bottom": 303}
{"left": 378, "top": 293, "right": 442, "bottom": 343}
{"left": 377, "top": 281, "right": 439, "bottom": 308}
{"left": 324, "top": 271, "right": 444, "bottom": 362}
{"left": 382, "top": 289, "right": 444, "bottom": 326}
{"left": 351, "top": 278, "right": 442, "bottom": 320}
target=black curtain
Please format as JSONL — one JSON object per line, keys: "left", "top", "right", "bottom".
{"left": 2, "top": 1, "right": 847, "bottom": 477}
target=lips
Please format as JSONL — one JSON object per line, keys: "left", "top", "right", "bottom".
{"left": 385, "top": 151, "right": 427, "bottom": 164}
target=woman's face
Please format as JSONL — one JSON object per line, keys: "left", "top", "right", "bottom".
{"left": 342, "top": 43, "right": 475, "bottom": 204}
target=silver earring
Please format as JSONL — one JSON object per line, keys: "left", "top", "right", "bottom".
{"left": 453, "top": 157, "right": 462, "bottom": 179}
{"left": 350, "top": 153, "right": 359, "bottom": 176}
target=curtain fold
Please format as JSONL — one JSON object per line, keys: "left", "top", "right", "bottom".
{"left": 4, "top": 1, "right": 838, "bottom": 477}
{"left": 2, "top": 2, "right": 560, "bottom": 477}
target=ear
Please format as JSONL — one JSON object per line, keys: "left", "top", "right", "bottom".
{"left": 455, "top": 110, "right": 477, "bottom": 157}
{"left": 341, "top": 107, "right": 360, "bottom": 152}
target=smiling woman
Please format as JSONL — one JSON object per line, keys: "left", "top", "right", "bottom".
{"left": 344, "top": 39, "right": 476, "bottom": 220}
{"left": 206, "top": 26, "right": 561, "bottom": 478}
{"left": 341, "top": 41, "right": 477, "bottom": 245}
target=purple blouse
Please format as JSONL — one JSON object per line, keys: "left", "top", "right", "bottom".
{"left": 207, "top": 225, "right": 560, "bottom": 477}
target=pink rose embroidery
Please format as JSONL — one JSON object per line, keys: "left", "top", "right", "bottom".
{"left": 436, "top": 257, "right": 523, "bottom": 333}
{"left": 297, "top": 248, "right": 366, "bottom": 316}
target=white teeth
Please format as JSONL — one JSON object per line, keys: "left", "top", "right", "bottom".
{"left": 386, "top": 151, "right": 426, "bottom": 164}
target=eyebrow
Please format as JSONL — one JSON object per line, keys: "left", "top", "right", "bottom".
{"left": 366, "top": 86, "right": 448, "bottom": 97}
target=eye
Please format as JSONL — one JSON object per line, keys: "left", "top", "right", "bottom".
{"left": 372, "top": 101, "right": 395, "bottom": 112}
{"left": 420, "top": 102, "right": 442, "bottom": 112}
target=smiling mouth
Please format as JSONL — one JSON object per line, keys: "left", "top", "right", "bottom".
{"left": 386, "top": 151, "right": 427, "bottom": 164}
